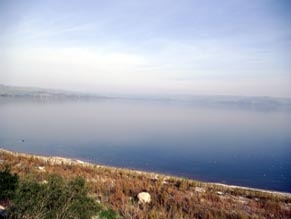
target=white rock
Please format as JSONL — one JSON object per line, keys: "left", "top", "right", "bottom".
{"left": 137, "top": 192, "right": 151, "bottom": 204}
{"left": 216, "top": 191, "right": 224, "bottom": 195}
{"left": 38, "top": 166, "right": 46, "bottom": 172}
{"left": 195, "top": 187, "right": 205, "bottom": 193}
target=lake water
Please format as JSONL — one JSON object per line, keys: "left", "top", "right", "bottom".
{"left": 0, "top": 99, "right": 290, "bottom": 192}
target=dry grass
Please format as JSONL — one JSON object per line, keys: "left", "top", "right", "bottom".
{"left": 1, "top": 149, "right": 290, "bottom": 219}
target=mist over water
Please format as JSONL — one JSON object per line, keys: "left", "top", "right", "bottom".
{"left": 0, "top": 99, "right": 290, "bottom": 192}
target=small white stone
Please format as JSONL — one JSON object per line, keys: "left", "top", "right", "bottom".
{"left": 38, "top": 166, "right": 46, "bottom": 172}
{"left": 195, "top": 187, "right": 205, "bottom": 193}
{"left": 137, "top": 192, "right": 151, "bottom": 204}
{"left": 216, "top": 191, "right": 224, "bottom": 195}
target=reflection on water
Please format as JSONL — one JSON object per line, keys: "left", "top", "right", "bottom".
{"left": 0, "top": 99, "right": 290, "bottom": 192}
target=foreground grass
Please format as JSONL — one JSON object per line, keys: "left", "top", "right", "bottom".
{"left": 1, "top": 149, "right": 290, "bottom": 219}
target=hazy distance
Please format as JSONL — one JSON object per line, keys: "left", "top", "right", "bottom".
{"left": 0, "top": 0, "right": 290, "bottom": 97}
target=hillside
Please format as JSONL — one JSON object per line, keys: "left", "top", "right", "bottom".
{"left": 0, "top": 149, "right": 290, "bottom": 219}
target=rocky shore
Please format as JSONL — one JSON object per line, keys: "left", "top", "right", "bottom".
{"left": 1, "top": 148, "right": 289, "bottom": 197}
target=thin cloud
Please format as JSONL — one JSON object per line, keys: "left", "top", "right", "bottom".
{"left": 0, "top": 0, "right": 290, "bottom": 97}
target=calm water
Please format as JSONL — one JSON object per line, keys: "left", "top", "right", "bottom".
{"left": 0, "top": 99, "right": 290, "bottom": 192}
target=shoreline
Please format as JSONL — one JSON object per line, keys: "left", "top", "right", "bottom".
{"left": 1, "top": 147, "right": 290, "bottom": 198}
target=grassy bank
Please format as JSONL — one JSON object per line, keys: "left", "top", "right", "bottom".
{"left": 1, "top": 148, "right": 290, "bottom": 219}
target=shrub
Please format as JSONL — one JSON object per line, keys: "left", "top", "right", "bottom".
{"left": 0, "top": 165, "right": 19, "bottom": 201}
{"left": 99, "top": 208, "right": 118, "bottom": 219}
{"left": 8, "top": 175, "right": 102, "bottom": 219}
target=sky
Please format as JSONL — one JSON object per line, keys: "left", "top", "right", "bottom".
{"left": 0, "top": 0, "right": 290, "bottom": 97}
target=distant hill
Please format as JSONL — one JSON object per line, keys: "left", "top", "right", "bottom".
{"left": 0, "top": 84, "right": 109, "bottom": 100}
{"left": 0, "top": 84, "right": 290, "bottom": 110}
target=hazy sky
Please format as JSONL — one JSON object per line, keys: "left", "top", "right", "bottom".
{"left": 0, "top": 0, "right": 290, "bottom": 97}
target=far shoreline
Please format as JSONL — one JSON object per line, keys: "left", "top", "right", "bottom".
{"left": 1, "top": 147, "right": 290, "bottom": 198}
